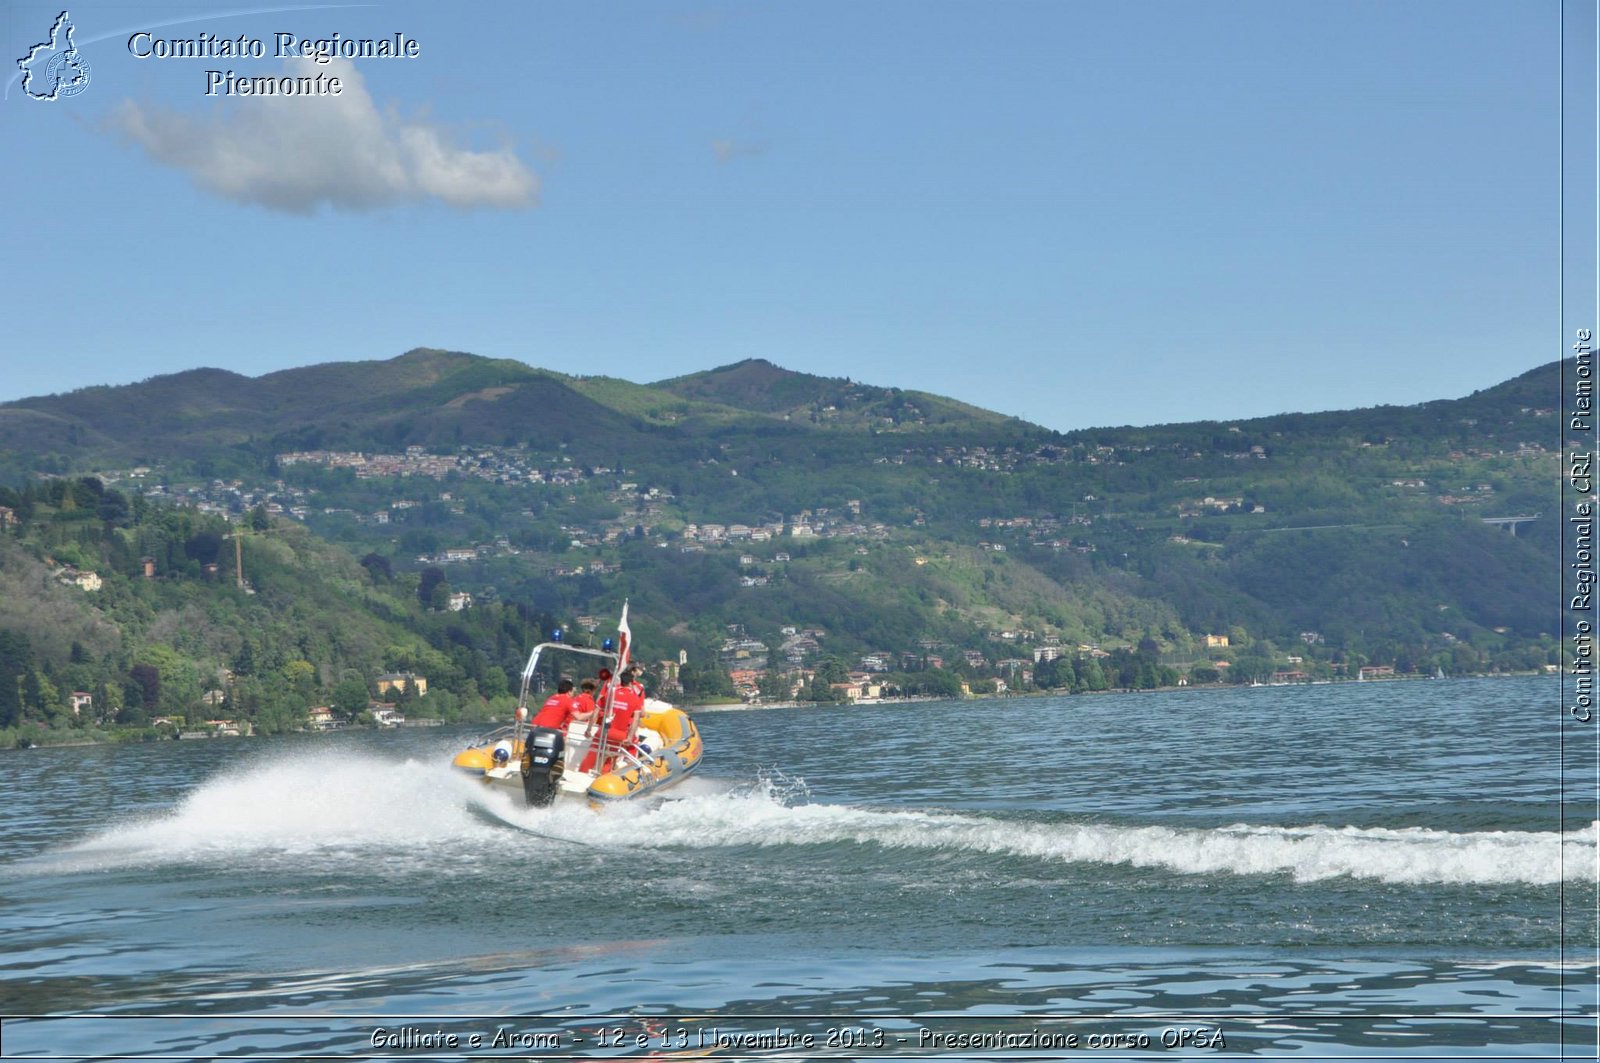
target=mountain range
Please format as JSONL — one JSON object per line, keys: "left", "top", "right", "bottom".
{"left": 0, "top": 350, "right": 1568, "bottom": 736}
{"left": 0, "top": 350, "right": 1026, "bottom": 467}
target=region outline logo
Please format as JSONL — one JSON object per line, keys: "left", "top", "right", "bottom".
{"left": 17, "top": 10, "right": 91, "bottom": 101}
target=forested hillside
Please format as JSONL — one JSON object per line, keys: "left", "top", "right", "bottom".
{"left": 0, "top": 351, "right": 1566, "bottom": 744}
{"left": 0, "top": 477, "right": 562, "bottom": 746}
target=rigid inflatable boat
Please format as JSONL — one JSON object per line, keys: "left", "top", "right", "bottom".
{"left": 451, "top": 605, "right": 702, "bottom": 806}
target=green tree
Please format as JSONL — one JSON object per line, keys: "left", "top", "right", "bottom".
{"left": 679, "top": 662, "right": 736, "bottom": 700}
{"left": 232, "top": 639, "right": 256, "bottom": 677}
{"left": 813, "top": 656, "right": 851, "bottom": 684}
{"left": 360, "top": 552, "right": 393, "bottom": 581}
{"left": 1033, "top": 656, "right": 1068, "bottom": 690}
{"left": 283, "top": 659, "right": 317, "bottom": 702}
{"left": 1, "top": 630, "right": 36, "bottom": 727}
{"left": 97, "top": 490, "right": 132, "bottom": 528}
{"left": 1077, "top": 657, "right": 1108, "bottom": 692}
{"left": 428, "top": 578, "right": 454, "bottom": 612}
{"left": 418, "top": 567, "right": 447, "bottom": 608}
{"left": 757, "top": 670, "right": 794, "bottom": 701}
{"left": 331, "top": 676, "right": 370, "bottom": 721}
{"left": 128, "top": 663, "right": 161, "bottom": 708}
{"left": 802, "top": 673, "right": 845, "bottom": 703}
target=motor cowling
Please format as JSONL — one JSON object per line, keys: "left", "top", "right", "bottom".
{"left": 520, "top": 727, "right": 566, "bottom": 807}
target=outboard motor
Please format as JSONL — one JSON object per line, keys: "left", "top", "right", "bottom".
{"left": 520, "top": 727, "right": 566, "bottom": 807}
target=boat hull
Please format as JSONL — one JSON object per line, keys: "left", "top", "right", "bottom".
{"left": 452, "top": 707, "right": 702, "bottom": 806}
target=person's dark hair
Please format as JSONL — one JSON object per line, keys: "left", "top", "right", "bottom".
{"left": 581, "top": 679, "right": 597, "bottom": 692}
{"left": 557, "top": 679, "right": 574, "bottom": 693}
{"left": 620, "top": 669, "right": 636, "bottom": 684}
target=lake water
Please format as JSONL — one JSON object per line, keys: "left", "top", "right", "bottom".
{"left": 0, "top": 675, "right": 1594, "bottom": 1060}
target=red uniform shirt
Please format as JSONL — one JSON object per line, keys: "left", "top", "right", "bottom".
{"left": 609, "top": 686, "right": 644, "bottom": 736}
{"left": 530, "top": 692, "right": 577, "bottom": 729}
{"left": 580, "top": 685, "right": 644, "bottom": 772}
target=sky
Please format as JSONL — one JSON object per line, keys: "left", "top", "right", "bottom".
{"left": 2, "top": 0, "right": 1594, "bottom": 433}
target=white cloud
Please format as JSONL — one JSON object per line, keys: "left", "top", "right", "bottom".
{"left": 107, "top": 58, "right": 538, "bottom": 213}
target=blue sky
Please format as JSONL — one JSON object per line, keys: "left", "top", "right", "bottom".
{"left": 3, "top": 0, "right": 1591, "bottom": 432}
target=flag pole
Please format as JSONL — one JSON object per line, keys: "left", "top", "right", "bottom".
{"left": 592, "top": 600, "right": 631, "bottom": 775}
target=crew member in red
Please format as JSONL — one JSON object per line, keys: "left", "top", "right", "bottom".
{"left": 581, "top": 668, "right": 647, "bottom": 773}
{"left": 529, "top": 679, "right": 592, "bottom": 730}
{"left": 611, "top": 669, "right": 645, "bottom": 738}
{"left": 576, "top": 679, "right": 600, "bottom": 720}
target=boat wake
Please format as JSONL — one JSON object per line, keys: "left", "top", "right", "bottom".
{"left": 467, "top": 769, "right": 1592, "bottom": 886}
{"left": 25, "top": 750, "right": 491, "bottom": 875}
{"left": 23, "top": 751, "right": 1594, "bottom": 888}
